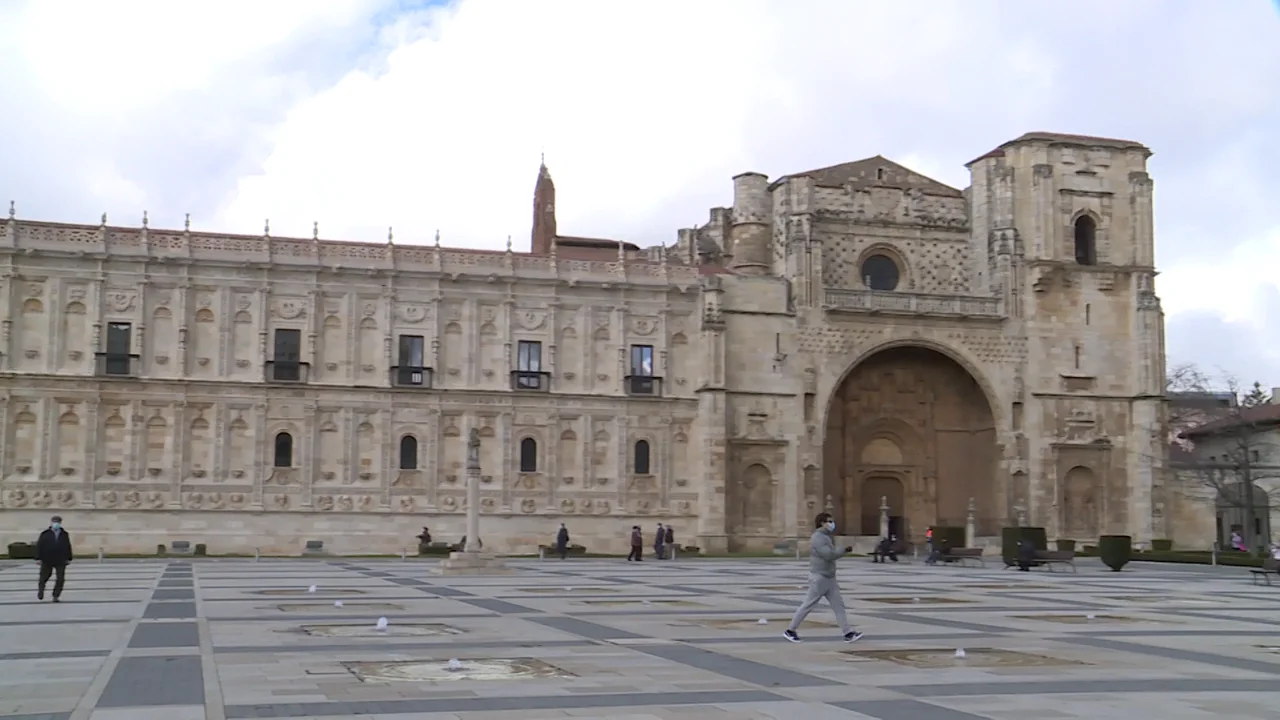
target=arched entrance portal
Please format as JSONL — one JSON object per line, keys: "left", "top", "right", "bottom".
{"left": 823, "top": 346, "right": 997, "bottom": 540}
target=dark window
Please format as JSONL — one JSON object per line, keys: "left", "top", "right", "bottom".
{"left": 273, "top": 329, "right": 301, "bottom": 361}
{"left": 519, "top": 437, "right": 538, "bottom": 472}
{"left": 106, "top": 322, "right": 132, "bottom": 354}
{"left": 398, "top": 335, "right": 424, "bottom": 366}
{"left": 634, "top": 439, "right": 651, "bottom": 475}
{"left": 630, "top": 345, "right": 654, "bottom": 376}
{"left": 517, "top": 341, "right": 542, "bottom": 371}
{"left": 1074, "top": 216, "right": 1097, "bottom": 265}
{"left": 273, "top": 432, "right": 293, "bottom": 468}
{"left": 861, "top": 254, "right": 899, "bottom": 291}
{"left": 399, "top": 435, "right": 418, "bottom": 470}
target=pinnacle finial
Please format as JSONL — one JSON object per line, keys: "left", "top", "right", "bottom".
{"left": 434, "top": 229, "right": 441, "bottom": 248}
{"left": 506, "top": 235, "right": 512, "bottom": 252}
{"left": 264, "top": 219, "right": 270, "bottom": 236}
{"left": 100, "top": 212, "right": 107, "bottom": 226}
{"left": 540, "top": 150, "right": 545, "bottom": 166}
{"left": 142, "top": 210, "right": 149, "bottom": 228}
{"left": 7, "top": 200, "right": 14, "bottom": 219}
{"left": 312, "top": 221, "right": 319, "bottom": 240}
{"left": 388, "top": 226, "right": 394, "bottom": 244}
{"left": 184, "top": 213, "right": 191, "bottom": 231}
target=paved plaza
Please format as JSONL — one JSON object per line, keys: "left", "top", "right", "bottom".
{"left": 0, "top": 554, "right": 1278, "bottom": 719}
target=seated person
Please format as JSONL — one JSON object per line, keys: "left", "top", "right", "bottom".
{"left": 872, "top": 535, "right": 899, "bottom": 563}
{"left": 1016, "top": 538, "right": 1036, "bottom": 571}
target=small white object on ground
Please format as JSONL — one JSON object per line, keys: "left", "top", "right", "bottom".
{"left": 376, "top": 617, "right": 388, "bottom": 630}
{"left": 308, "top": 585, "right": 317, "bottom": 593}
{"left": 912, "top": 597, "right": 921, "bottom": 603}
{"left": 447, "top": 658, "right": 464, "bottom": 671}
{"left": 757, "top": 618, "right": 768, "bottom": 625}
{"left": 954, "top": 648, "right": 966, "bottom": 659}
{"left": 565, "top": 587, "right": 573, "bottom": 591}
{"left": 334, "top": 600, "right": 344, "bottom": 608}
{"left": 1086, "top": 614, "right": 1096, "bottom": 620}
{"left": 642, "top": 600, "right": 651, "bottom": 606}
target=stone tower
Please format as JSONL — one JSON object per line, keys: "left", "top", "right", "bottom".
{"left": 967, "top": 132, "right": 1166, "bottom": 541}
{"left": 729, "top": 172, "right": 771, "bottom": 275}
{"left": 531, "top": 161, "right": 557, "bottom": 255}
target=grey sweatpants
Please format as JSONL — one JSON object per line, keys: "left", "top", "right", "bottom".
{"left": 788, "top": 573, "right": 852, "bottom": 633}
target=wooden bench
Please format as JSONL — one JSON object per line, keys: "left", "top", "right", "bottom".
{"left": 1249, "top": 556, "right": 1279, "bottom": 586}
{"left": 1003, "top": 549, "right": 1076, "bottom": 572}
{"left": 940, "top": 547, "right": 985, "bottom": 567}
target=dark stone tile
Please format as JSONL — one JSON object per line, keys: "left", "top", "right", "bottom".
{"left": 223, "top": 689, "right": 785, "bottom": 718}
{"left": 896, "top": 678, "right": 1280, "bottom": 697}
{"left": 143, "top": 601, "right": 197, "bottom": 619}
{"left": 636, "top": 644, "right": 840, "bottom": 687}
{"left": 157, "top": 579, "right": 193, "bottom": 588}
{"left": 832, "top": 699, "right": 990, "bottom": 719}
{"left": 654, "top": 584, "right": 713, "bottom": 595}
{"left": 525, "top": 616, "right": 644, "bottom": 640}
{"left": 0, "top": 713, "right": 73, "bottom": 720}
{"left": 1056, "top": 636, "right": 1280, "bottom": 675}
{"left": 421, "top": 584, "right": 472, "bottom": 597}
{"left": 96, "top": 655, "right": 205, "bottom": 707}
{"left": 863, "top": 613, "right": 1012, "bottom": 634}
{"left": 457, "top": 597, "right": 540, "bottom": 614}
{"left": 151, "top": 588, "right": 195, "bottom": 601}
{"left": 387, "top": 577, "right": 426, "bottom": 586}
{"left": 0, "top": 649, "right": 111, "bottom": 661}
{"left": 128, "top": 621, "right": 200, "bottom": 648}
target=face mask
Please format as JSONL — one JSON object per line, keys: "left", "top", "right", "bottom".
{"left": 51, "top": 523, "right": 61, "bottom": 531}
{"left": 825, "top": 521, "right": 836, "bottom": 532}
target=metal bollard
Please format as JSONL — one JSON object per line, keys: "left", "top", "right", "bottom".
{"left": 539, "top": 546, "right": 545, "bottom": 561}
{"left": 1211, "top": 542, "right": 1217, "bottom": 567}
{"left": 254, "top": 548, "right": 260, "bottom": 562}
{"left": 98, "top": 548, "right": 104, "bottom": 564}
{"left": 401, "top": 548, "right": 407, "bottom": 561}
{"left": 671, "top": 546, "right": 678, "bottom": 560}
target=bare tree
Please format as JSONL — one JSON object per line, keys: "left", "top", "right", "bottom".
{"left": 1171, "top": 369, "right": 1280, "bottom": 551}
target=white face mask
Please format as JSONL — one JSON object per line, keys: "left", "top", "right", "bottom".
{"left": 824, "top": 521, "right": 836, "bottom": 532}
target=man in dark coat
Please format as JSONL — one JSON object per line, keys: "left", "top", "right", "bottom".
{"left": 36, "top": 515, "right": 73, "bottom": 602}
{"left": 555, "top": 523, "right": 570, "bottom": 560}
{"left": 627, "top": 526, "right": 643, "bottom": 561}
{"left": 654, "top": 523, "right": 666, "bottom": 560}
{"left": 663, "top": 525, "right": 674, "bottom": 556}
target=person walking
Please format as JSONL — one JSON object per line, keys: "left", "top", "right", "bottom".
{"left": 654, "top": 523, "right": 666, "bottom": 560}
{"left": 36, "top": 515, "right": 74, "bottom": 603}
{"left": 627, "top": 526, "right": 643, "bottom": 561}
{"left": 555, "top": 523, "right": 570, "bottom": 560}
{"left": 784, "top": 512, "right": 862, "bottom": 643}
{"left": 664, "top": 525, "right": 675, "bottom": 557}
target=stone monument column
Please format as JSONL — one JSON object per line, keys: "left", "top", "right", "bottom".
{"left": 437, "top": 426, "right": 508, "bottom": 575}
{"left": 464, "top": 427, "right": 481, "bottom": 552}
{"left": 879, "top": 496, "right": 889, "bottom": 538}
{"left": 965, "top": 497, "right": 976, "bottom": 548}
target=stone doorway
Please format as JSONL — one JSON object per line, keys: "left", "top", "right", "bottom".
{"left": 823, "top": 345, "right": 997, "bottom": 541}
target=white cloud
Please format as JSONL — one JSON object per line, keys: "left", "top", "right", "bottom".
{"left": 3, "top": 0, "right": 1279, "bottom": 383}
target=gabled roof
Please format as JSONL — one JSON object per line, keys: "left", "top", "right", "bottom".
{"left": 777, "top": 155, "right": 963, "bottom": 198}
{"left": 1179, "top": 403, "right": 1280, "bottom": 439}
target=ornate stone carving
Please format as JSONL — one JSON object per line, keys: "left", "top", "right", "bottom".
{"left": 271, "top": 298, "right": 306, "bottom": 319}
{"left": 30, "top": 490, "right": 53, "bottom": 508}
{"left": 398, "top": 304, "right": 428, "bottom": 323}
{"left": 516, "top": 309, "right": 546, "bottom": 330}
{"left": 520, "top": 498, "right": 537, "bottom": 513}
{"left": 106, "top": 291, "right": 136, "bottom": 312}
{"left": 6, "top": 489, "right": 29, "bottom": 507}
{"left": 630, "top": 316, "right": 657, "bottom": 336}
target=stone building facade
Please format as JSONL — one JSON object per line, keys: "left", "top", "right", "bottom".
{"left": 0, "top": 131, "right": 1179, "bottom": 555}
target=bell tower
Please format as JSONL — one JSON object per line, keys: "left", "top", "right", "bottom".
{"left": 531, "top": 158, "right": 557, "bottom": 255}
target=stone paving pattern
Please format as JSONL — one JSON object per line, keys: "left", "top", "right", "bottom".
{"left": 1, "top": 555, "right": 1278, "bottom": 719}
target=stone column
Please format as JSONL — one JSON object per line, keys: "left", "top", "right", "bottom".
{"left": 879, "top": 495, "right": 889, "bottom": 538}
{"left": 965, "top": 497, "right": 976, "bottom": 547}
{"left": 1014, "top": 502, "right": 1027, "bottom": 528}
{"left": 464, "top": 427, "right": 481, "bottom": 553}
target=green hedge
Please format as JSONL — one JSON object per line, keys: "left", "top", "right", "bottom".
{"left": 1001, "top": 526, "right": 1047, "bottom": 566}
{"left": 1055, "top": 539, "right": 1076, "bottom": 552}
{"left": 1133, "top": 549, "right": 1265, "bottom": 568}
{"left": 1151, "top": 539, "right": 1173, "bottom": 552}
{"left": 6, "top": 542, "right": 36, "bottom": 560}
{"left": 1099, "top": 534, "right": 1131, "bottom": 571}
{"left": 932, "top": 526, "right": 966, "bottom": 550}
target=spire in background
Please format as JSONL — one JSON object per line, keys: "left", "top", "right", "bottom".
{"left": 531, "top": 157, "right": 557, "bottom": 255}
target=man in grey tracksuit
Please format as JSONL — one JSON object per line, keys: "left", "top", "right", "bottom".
{"left": 784, "top": 512, "right": 863, "bottom": 643}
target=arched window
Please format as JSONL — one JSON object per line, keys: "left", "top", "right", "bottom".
{"left": 399, "top": 435, "right": 418, "bottom": 470}
{"left": 519, "top": 437, "right": 538, "bottom": 472}
{"left": 634, "top": 439, "right": 651, "bottom": 475}
{"left": 1074, "top": 215, "right": 1097, "bottom": 266}
{"left": 273, "top": 432, "right": 293, "bottom": 468}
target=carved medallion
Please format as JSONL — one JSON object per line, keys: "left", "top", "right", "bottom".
{"left": 272, "top": 298, "right": 306, "bottom": 320}
{"left": 107, "top": 291, "right": 136, "bottom": 312}
{"left": 398, "top": 304, "right": 427, "bottom": 323}
{"left": 516, "top": 310, "right": 546, "bottom": 331}
{"left": 630, "top": 317, "right": 657, "bottom": 336}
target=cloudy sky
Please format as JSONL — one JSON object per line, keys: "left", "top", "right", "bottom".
{"left": 1, "top": 0, "right": 1277, "bottom": 387}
